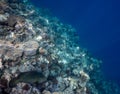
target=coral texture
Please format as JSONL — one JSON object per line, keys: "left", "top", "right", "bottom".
{"left": 0, "top": 0, "right": 120, "bottom": 94}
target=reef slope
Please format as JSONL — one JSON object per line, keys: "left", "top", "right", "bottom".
{"left": 0, "top": 0, "right": 120, "bottom": 94}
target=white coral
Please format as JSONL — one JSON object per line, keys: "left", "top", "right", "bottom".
{"left": 0, "top": 58, "right": 3, "bottom": 69}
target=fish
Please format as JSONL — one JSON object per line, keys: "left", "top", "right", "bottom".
{"left": 9, "top": 71, "right": 47, "bottom": 87}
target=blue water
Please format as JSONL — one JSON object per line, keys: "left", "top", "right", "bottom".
{"left": 30, "top": 0, "right": 120, "bottom": 85}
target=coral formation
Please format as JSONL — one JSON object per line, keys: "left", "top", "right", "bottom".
{"left": 0, "top": 0, "right": 120, "bottom": 94}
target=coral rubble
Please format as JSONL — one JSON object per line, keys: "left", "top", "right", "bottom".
{"left": 0, "top": 0, "right": 120, "bottom": 94}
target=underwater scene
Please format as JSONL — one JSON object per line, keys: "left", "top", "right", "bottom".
{"left": 0, "top": 0, "right": 120, "bottom": 94}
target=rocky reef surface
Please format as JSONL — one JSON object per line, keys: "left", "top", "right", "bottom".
{"left": 0, "top": 0, "right": 120, "bottom": 94}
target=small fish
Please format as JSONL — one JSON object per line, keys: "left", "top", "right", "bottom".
{"left": 9, "top": 71, "right": 47, "bottom": 87}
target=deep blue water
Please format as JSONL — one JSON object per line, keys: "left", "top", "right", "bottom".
{"left": 30, "top": 0, "right": 120, "bottom": 85}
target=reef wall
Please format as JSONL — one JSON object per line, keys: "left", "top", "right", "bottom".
{"left": 0, "top": 0, "right": 120, "bottom": 94}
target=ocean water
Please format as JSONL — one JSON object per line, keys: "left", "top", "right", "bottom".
{"left": 30, "top": 0, "right": 120, "bottom": 85}
{"left": 0, "top": 0, "right": 120, "bottom": 93}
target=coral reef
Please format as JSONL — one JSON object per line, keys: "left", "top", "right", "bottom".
{"left": 0, "top": 0, "right": 120, "bottom": 94}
